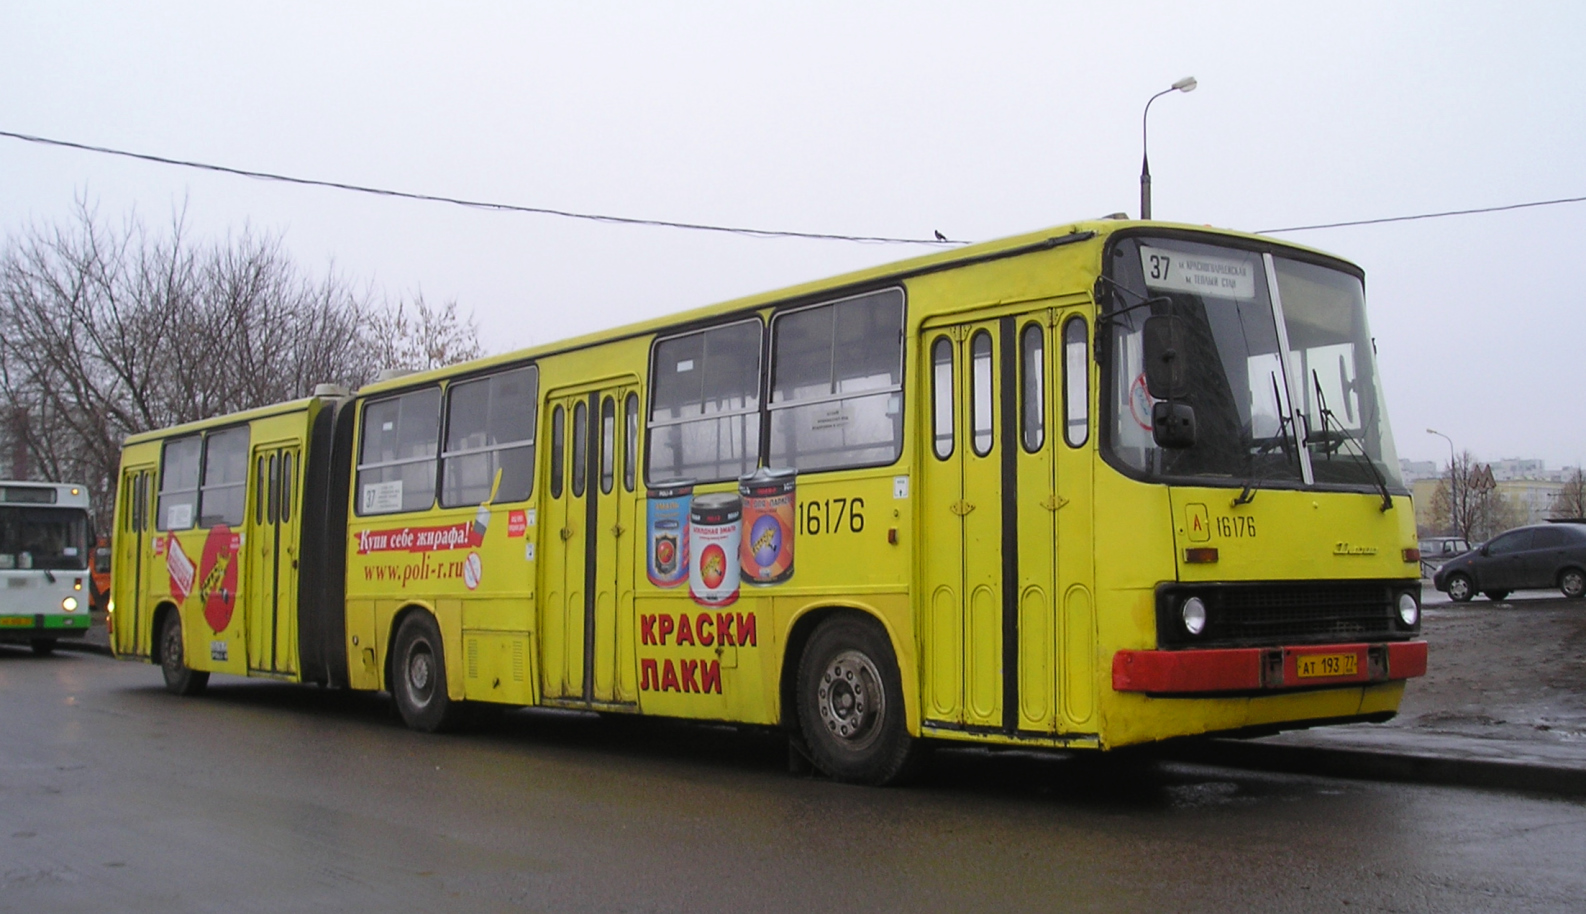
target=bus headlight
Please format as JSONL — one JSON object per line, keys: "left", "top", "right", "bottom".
{"left": 1181, "top": 596, "right": 1207, "bottom": 636}
{"left": 61, "top": 596, "right": 79, "bottom": 612}
{"left": 1397, "top": 592, "right": 1419, "bottom": 627}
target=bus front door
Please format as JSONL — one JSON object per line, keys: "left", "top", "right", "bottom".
{"left": 921, "top": 312, "right": 1086, "bottom": 734}
{"left": 540, "top": 383, "right": 639, "bottom": 706}
{"left": 114, "top": 465, "right": 156, "bottom": 657}
{"left": 246, "top": 442, "right": 302, "bottom": 675}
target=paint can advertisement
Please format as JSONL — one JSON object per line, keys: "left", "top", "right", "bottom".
{"left": 688, "top": 493, "right": 741, "bottom": 606}
{"left": 739, "top": 467, "right": 795, "bottom": 585}
{"left": 646, "top": 480, "right": 693, "bottom": 588}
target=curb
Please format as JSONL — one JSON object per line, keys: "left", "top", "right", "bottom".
{"left": 1163, "top": 738, "right": 1586, "bottom": 798}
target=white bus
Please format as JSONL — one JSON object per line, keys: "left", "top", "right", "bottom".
{"left": 0, "top": 481, "right": 94, "bottom": 655}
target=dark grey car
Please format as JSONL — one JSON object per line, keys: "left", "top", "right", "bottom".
{"left": 1432, "top": 522, "right": 1586, "bottom": 601}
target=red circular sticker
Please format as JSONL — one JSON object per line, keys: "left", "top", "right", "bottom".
{"left": 198, "top": 525, "right": 239, "bottom": 632}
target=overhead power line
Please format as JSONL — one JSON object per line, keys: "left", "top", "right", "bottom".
{"left": 1259, "top": 194, "right": 1586, "bottom": 234}
{"left": 8, "top": 127, "right": 1584, "bottom": 242}
{"left": 0, "top": 128, "right": 959, "bottom": 246}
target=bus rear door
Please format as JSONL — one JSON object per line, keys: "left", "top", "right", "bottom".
{"left": 247, "top": 441, "right": 303, "bottom": 675}
{"left": 114, "top": 464, "right": 156, "bottom": 657}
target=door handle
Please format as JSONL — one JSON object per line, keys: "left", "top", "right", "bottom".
{"left": 560, "top": 526, "right": 575, "bottom": 541}
{"left": 950, "top": 500, "right": 975, "bottom": 516}
{"left": 611, "top": 524, "right": 626, "bottom": 537}
{"left": 1042, "top": 494, "right": 1069, "bottom": 511}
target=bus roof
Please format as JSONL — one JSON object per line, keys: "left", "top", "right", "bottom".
{"left": 122, "top": 396, "right": 322, "bottom": 446}
{"left": 0, "top": 481, "right": 91, "bottom": 508}
{"left": 353, "top": 217, "right": 1351, "bottom": 397}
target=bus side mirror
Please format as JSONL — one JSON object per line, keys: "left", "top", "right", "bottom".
{"left": 1142, "top": 315, "right": 1189, "bottom": 399}
{"left": 1152, "top": 401, "right": 1197, "bottom": 449}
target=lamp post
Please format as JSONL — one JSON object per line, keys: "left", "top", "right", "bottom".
{"left": 1427, "top": 428, "right": 1458, "bottom": 536}
{"left": 1140, "top": 76, "right": 1197, "bottom": 221}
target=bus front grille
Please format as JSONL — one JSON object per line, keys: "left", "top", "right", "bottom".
{"left": 1153, "top": 580, "right": 1415, "bottom": 649}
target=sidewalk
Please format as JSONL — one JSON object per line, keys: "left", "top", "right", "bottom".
{"left": 64, "top": 591, "right": 1586, "bottom": 796}
{"left": 1174, "top": 586, "right": 1586, "bottom": 797}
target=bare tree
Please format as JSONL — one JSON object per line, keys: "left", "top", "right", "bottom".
{"left": 0, "top": 202, "right": 482, "bottom": 521}
{"left": 363, "top": 292, "right": 483, "bottom": 374}
{"left": 1426, "top": 452, "right": 1520, "bottom": 541}
{"left": 1553, "top": 468, "right": 1586, "bottom": 520}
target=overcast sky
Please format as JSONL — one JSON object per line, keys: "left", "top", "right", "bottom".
{"left": 3, "top": 2, "right": 1582, "bottom": 468}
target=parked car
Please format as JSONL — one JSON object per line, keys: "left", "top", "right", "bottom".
{"left": 1431, "top": 522, "right": 1586, "bottom": 601}
{"left": 1417, "top": 535, "right": 1472, "bottom": 576}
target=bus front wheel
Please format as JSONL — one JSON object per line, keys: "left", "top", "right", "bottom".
{"left": 795, "top": 615, "right": 917, "bottom": 786}
{"left": 391, "top": 613, "right": 465, "bottom": 733}
{"left": 30, "top": 638, "right": 56, "bottom": 656}
{"left": 159, "top": 612, "right": 209, "bottom": 696}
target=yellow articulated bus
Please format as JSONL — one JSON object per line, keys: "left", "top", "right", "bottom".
{"left": 111, "top": 218, "right": 1427, "bottom": 784}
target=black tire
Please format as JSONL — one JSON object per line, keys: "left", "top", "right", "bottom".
{"left": 30, "top": 638, "right": 56, "bottom": 657}
{"left": 795, "top": 615, "right": 917, "bottom": 785}
{"left": 1484, "top": 590, "right": 1510, "bottom": 601}
{"left": 1560, "top": 568, "right": 1586, "bottom": 600}
{"left": 391, "top": 613, "right": 465, "bottom": 733}
{"left": 159, "top": 611, "right": 209, "bottom": 696}
{"left": 1446, "top": 573, "right": 1474, "bottom": 603}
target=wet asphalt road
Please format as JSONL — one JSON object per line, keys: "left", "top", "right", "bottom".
{"left": 4, "top": 649, "right": 1585, "bottom": 913}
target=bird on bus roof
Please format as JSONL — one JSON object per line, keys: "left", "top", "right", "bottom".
{"left": 934, "top": 230, "right": 947, "bottom": 241}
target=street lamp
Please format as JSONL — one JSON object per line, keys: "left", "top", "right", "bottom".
{"left": 1427, "top": 428, "right": 1458, "bottom": 535}
{"left": 1140, "top": 76, "right": 1197, "bottom": 220}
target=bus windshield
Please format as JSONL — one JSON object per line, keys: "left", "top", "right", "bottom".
{"left": 1103, "top": 235, "right": 1402, "bottom": 493}
{"left": 0, "top": 506, "right": 90, "bottom": 571}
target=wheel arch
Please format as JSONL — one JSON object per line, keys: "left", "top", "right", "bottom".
{"left": 383, "top": 602, "right": 440, "bottom": 694}
{"left": 149, "top": 600, "right": 180, "bottom": 666}
{"left": 1558, "top": 564, "right": 1586, "bottom": 593}
{"left": 776, "top": 601, "right": 914, "bottom": 733}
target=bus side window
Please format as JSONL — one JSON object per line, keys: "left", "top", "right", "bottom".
{"left": 550, "top": 405, "right": 565, "bottom": 499}
{"left": 255, "top": 456, "right": 267, "bottom": 525}
{"left": 623, "top": 392, "right": 639, "bottom": 492}
{"left": 931, "top": 336, "right": 954, "bottom": 460}
{"left": 1020, "top": 322, "right": 1045, "bottom": 452}
{"left": 768, "top": 288, "right": 905, "bottom": 473}
{"left": 647, "top": 319, "right": 762, "bottom": 484}
{"left": 157, "top": 435, "right": 202, "bottom": 531}
{"left": 1063, "top": 316, "right": 1090, "bottom": 447}
{"left": 571, "top": 400, "right": 588, "bottom": 498}
{"left": 970, "top": 330, "right": 994, "bottom": 457}
{"left": 199, "top": 426, "right": 249, "bottom": 527}
{"left": 441, "top": 365, "right": 538, "bottom": 507}
{"left": 281, "top": 452, "right": 293, "bottom": 523}
{"left": 600, "top": 396, "right": 616, "bottom": 495}
{"left": 355, "top": 388, "right": 441, "bottom": 515}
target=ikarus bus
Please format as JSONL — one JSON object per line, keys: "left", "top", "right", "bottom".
{"left": 110, "top": 218, "right": 1427, "bottom": 784}
{"left": 0, "top": 481, "right": 95, "bottom": 654}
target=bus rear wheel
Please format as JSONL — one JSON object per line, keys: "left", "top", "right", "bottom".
{"left": 30, "top": 638, "right": 56, "bottom": 657}
{"left": 159, "top": 612, "right": 209, "bottom": 696}
{"left": 392, "top": 613, "right": 465, "bottom": 733}
{"left": 795, "top": 615, "right": 917, "bottom": 786}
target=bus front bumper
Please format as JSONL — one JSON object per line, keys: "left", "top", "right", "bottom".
{"left": 0, "top": 614, "right": 92, "bottom": 637}
{"left": 1112, "top": 641, "right": 1427, "bottom": 695}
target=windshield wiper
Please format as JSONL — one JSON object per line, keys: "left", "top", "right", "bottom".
{"left": 1233, "top": 372, "right": 1294, "bottom": 506}
{"left": 1309, "top": 369, "right": 1393, "bottom": 512}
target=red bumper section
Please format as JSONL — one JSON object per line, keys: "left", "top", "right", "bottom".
{"left": 1112, "top": 641, "right": 1427, "bottom": 694}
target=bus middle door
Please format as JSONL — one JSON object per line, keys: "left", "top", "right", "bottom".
{"left": 540, "top": 382, "right": 639, "bottom": 706}
{"left": 247, "top": 442, "right": 302, "bottom": 675}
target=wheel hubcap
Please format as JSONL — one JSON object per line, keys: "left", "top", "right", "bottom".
{"left": 1450, "top": 578, "right": 1469, "bottom": 600}
{"left": 818, "top": 650, "right": 884, "bottom": 748}
{"left": 408, "top": 647, "right": 434, "bottom": 707}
